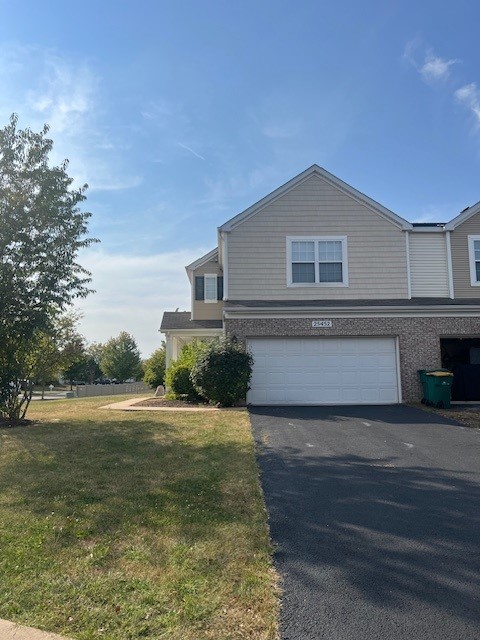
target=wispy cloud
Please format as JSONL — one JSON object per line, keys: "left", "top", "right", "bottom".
{"left": 403, "top": 40, "right": 459, "bottom": 83}
{"left": 26, "top": 52, "right": 96, "bottom": 134}
{"left": 0, "top": 44, "right": 142, "bottom": 193}
{"left": 420, "top": 53, "right": 459, "bottom": 83}
{"left": 177, "top": 142, "right": 205, "bottom": 161}
{"left": 455, "top": 83, "right": 480, "bottom": 127}
{"left": 75, "top": 247, "right": 208, "bottom": 356}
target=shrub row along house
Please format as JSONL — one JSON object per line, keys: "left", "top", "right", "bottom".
{"left": 161, "top": 165, "right": 480, "bottom": 405}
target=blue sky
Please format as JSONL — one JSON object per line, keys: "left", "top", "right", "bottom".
{"left": 1, "top": 0, "right": 479, "bottom": 355}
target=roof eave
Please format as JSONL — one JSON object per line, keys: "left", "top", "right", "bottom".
{"left": 445, "top": 201, "right": 480, "bottom": 230}
{"left": 185, "top": 247, "right": 219, "bottom": 273}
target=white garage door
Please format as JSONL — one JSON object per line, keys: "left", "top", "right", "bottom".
{"left": 247, "top": 337, "right": 399, "bottom": 405}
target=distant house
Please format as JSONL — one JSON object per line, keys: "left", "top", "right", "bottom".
{"left": 161, "top": 165, "right": 480, "bottom": 405}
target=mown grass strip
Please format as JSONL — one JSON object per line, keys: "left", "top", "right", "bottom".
{"left": 0, "top": 396, "right": 278, "bottom": 639}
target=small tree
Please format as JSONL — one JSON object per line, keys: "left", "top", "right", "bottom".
{"left": 143, "top": 343, "right": 166, "bottom": 389}
{"left": 100, "top": 332, "right": 142, "bottom": 382}
{"left": 191, "top": 337, "right": 253, "bottom": 407}
{"left": 29, "top": 312, "right": 86, "bottom": 397}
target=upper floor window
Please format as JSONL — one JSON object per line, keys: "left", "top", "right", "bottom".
{"left": 287, "top": 236, "right": 348, "bottom": 286}
{"left": 195, "top": 275, "right": 224, "bottom": 301}
{"left": 468, "top": 236, "right": 480, "bottom": 286}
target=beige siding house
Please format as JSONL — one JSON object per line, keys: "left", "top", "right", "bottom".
{"left": 161, "top": 166, "right": 480, "bottom": 404}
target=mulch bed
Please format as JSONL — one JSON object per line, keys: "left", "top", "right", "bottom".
{"left": 134, "top": 398, "right": 213, "bottom": 408}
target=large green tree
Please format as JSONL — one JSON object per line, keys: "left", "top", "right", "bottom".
{"left": 100, "top": 332, "right": 142, "bottom": 383}
{"left": 0, "top": 114, "right": 96, "bottom": 423}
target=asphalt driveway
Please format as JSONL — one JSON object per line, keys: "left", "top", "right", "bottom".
{"left": 250, "top": 404, "right": 480, "bottom": 640}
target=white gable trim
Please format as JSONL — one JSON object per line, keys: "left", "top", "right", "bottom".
{"left": 445, "top": 201, "right": 480, "bottom": 230}
{"left": 218, "top": 165, "right": 413, "bottom": 232}
{"left": 185, "top": 248, "right": 219, "bottom": 274}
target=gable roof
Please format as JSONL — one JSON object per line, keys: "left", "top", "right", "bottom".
{"left": 185, "top": 248, "right": 218, "bottom": 274}
{"left": 218, "top": 165, "right": 413, "bottom": 232}
{"left": 445, "top": 200, "right": 480, "bottom": 230}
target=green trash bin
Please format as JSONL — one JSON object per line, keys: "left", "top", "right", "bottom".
{"left": 418, "top": 369, "right": 453, "bottom": 409}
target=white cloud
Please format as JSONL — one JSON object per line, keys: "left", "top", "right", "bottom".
{"left": 420, "top": 53, "right": 459, "bottom": 82}
{"left": 177, "top": 142, "right": 205, "bottom": 161}
{"left": 26, "top": 53, "right": 95, "bottom": 134}
{"left": 74, "top": 247, "right": 209, "bottom": 357}
{"left": 403, "top": 40, "right": 459, "bottom": 83}
{"left": 455, "top": 83, "right": 480, "bottom": 127}
{"left": 0, "top": 44, "right": 142, "bottom": 192}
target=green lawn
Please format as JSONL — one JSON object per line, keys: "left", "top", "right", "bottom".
{"left": 0, "top": 396, "right": 278, "bottom": 639}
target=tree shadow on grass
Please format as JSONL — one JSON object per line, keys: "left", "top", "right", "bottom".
{"left": 0, "top": 416, "right": 258, "bottom": 548}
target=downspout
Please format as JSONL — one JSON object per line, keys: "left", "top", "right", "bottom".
{"left": 446, "top": 231, "right": 454, "bottom": 299}
{"left": 405, "top": 231, "right": 412, "bottom": 299}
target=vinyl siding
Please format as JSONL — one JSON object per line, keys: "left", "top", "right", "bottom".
{"left": 409, "top": 233, "right": 449, "bottom": 297}
{"left": 191, "top": 259, "right": 223, "bottom": 320}
{"left": 451, "top": 212, "right": 480, "bottom": 298}
{"left": 227, "top": 174, "right": 408, "bottom": 301}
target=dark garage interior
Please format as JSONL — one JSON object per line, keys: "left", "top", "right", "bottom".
{"left": 440, "top": 337, "right": 480, "bottom": 401}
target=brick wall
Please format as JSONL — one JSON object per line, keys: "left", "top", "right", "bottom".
{"left": 225, "top": 316, "right": 480, "bottom": 401}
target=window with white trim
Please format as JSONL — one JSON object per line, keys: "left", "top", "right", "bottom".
{"left": 204, "top": 274, "right": 218, "bottom": 302}
{"left": 288, "top": 237, "right": 348, "bottom": 286}
{"left": 468, "top": 235, "right": 480, "bottom": 286}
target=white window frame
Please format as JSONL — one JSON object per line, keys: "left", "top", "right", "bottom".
{"left": 286, "top": 236, "right": 349, "bottom": 287}
{"left": 468, "top": 235, "right": 480, "bottom": 286}
{"left": 204, "top": 273, "right": 218, "bottom": 302}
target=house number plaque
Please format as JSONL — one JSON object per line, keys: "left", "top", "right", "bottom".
{"left": 312, "top": 320, "right": 333, "bottom": 328}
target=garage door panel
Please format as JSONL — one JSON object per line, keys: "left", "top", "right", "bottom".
{"left": 247, "top": 337, "right": 399, "bottom": 405}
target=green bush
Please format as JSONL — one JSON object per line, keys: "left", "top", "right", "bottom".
{"left": 191, "top": 337, "right": 253, "bottom": 407}
{"left": 164, "top": 340, "right": 207, "bottom": 402}
{"left": 165, "top": 363, "right": 201, "bottom": 401}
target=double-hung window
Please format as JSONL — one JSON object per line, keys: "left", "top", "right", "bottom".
{"left": 194, "top": 274, "right": 223, "bottom": 302}
{"left": 288, "top": 236, "right": 348, "bottom": 286}
{"left": 468, "top": 236, "right": 480, "bottom": 286}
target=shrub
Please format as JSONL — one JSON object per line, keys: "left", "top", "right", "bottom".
{"left": 164, "top": 340, "right": 207, "bottom": 402}
{"left": 191, "top": 337, "right": 253, "bottom": 407}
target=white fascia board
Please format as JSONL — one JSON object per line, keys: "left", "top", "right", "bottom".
{"left": 445, "top": 201, "right": 480, "bottom": 230}
{"left": 160, "top": 328, "right": 223, "bottom": 337}
{"left": 218, "top": 165, "right": 413, "bottom": 232}
{"left": 185, "top": 248, "right": 219, "bottom": 273}
{"left": 410, "top": 226, "right": 446, "bottom": 233}
{"left": 224, "top": 304, "right": 480, "bottom": 318}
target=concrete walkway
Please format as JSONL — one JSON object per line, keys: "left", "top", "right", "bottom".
{"left": 0, "top": 619, "right": 71, "bottom": 640}
{"left": 99, "top": 397, "right": 222, "bottom": 412}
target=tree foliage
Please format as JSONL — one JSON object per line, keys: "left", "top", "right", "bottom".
{"left": 100, "top": 332, "right": 142, "bottom": 383}
{"left": 191, "top": 337, "right": 253, "bottom": 407}
{"left": 0, "top": 115, "right": 96, "bottom": 422}
{"left": 143, "top": 343, "right": 166, "bottom": 389}
{"left": 164, "top": 341, "right": 207, "bottom": 402}
{"left": 62, "top": 341, "right": 104, "bottom": 387}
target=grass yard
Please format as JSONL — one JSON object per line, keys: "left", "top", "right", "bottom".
{"left": 0, "top": 396, "right": 278, "bottom": 640}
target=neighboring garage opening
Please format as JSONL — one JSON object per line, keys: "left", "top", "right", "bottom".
{"left": 440, "top": 337, "right": 480, "bottom": 401}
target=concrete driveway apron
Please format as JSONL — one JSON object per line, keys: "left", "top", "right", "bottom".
{"left": 250, "top": 404, "right": 480, "bottom": 640}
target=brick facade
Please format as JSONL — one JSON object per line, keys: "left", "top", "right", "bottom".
{"left": 225, "top": 316, "right": 480, "bottom": 401}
